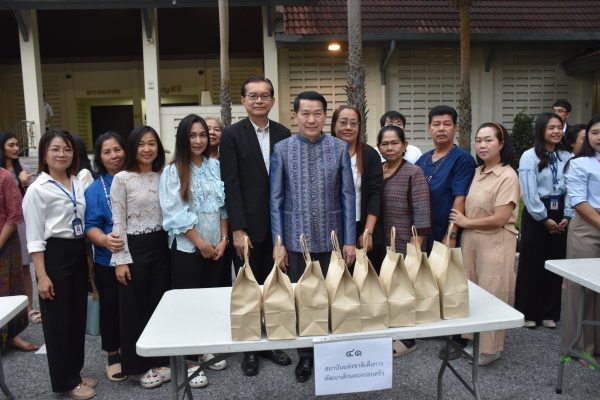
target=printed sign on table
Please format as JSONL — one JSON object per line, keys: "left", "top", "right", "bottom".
{"left": 314, "top": 337, "right": 392, "bottom": 395}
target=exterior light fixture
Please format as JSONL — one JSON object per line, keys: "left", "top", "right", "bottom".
{"left": 328, "top": 43, "right": 341, "bottom": 52}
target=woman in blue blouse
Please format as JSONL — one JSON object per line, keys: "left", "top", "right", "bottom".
{"left": 515, "top": 112, "right": 573, "bottom": 329}
{"left": 560, "top": 114, "right": 600, "bottom": 363}
{"left": 84, "top": 132, "right": 127, "bottom": 382}
{"left": 159, "top": 114, "right": 229, "bottom": 388}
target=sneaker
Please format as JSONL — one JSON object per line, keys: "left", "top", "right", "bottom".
{"left": 187, "top": 367, "right": 209, "bottom": 388}
{"left": 542, "top": 320, "right": 557, "bottom": 329}
{"left": 81, "top": 376, "right": 98, "bottom": 388}
{"left": 152, "top": 366, "right": 171, "bottom": 383}
{"left": 462, "top": 344, "right": 474, "bottom": 358}
{"left": 62, "top": 384, "right": 96, "bottom": 400}
{"left": 523, "top": 320, "right": 537, "bottom": 329}
{"left": 202, "top": 353, "right": 227, "bottom": 371}
{"left": 139, "top": 369, "right": 162, "bottom": 389}
{"left": 478, "top": 352, "right": 501, "bottom": 366}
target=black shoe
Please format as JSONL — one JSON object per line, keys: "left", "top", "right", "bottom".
{"left": 438, "top": 343, "right": 464, "bottom": 361}
{"left": 241, "top": 353, "right": 259, "bottom": 376}
{"left": 259, "top": 350, "right": 291, "bottom": 366}
{"left": 295, "top": 357, "right": 313, "bottom": 383}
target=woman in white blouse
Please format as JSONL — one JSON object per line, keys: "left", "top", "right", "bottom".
{"left": 159, "top": 114, "right": 229, "bottom": 388}
{"left": 110, "top": 126, "right": 171, "bottom": 389}
{"left": 560, "top": 115, "right": 600, "bottom": 365}
{"left": 515, "top": 112, "right": 573, "bottom": 329}
{"left": 23, "top": 130, "right": 96, "bottom": 400}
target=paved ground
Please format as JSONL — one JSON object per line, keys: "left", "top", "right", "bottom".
{"left": 2, "top": 265, "right": 599, "bottom": 400}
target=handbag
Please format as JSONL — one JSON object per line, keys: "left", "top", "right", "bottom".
{"left": 405, "top": 226, "right": 440, "bottom": 324}
{"left": 353, "top": 230, "right": 389, "bottom": 331}
{"left": 230, "top": 236, "right": 263, "bottom": 341}
{"left": 262, "top": 236, "right": 296, "bottom": 340}
{"left": 378, "top": 226, "right": 416, "bottom": 327}
{"left": 294, "top": 234, "right": 329, "bottom": 336}
{"left": 428, "top": 223, "right": 469, "bottom": 319}
{"left": 325, "top": 231, "right": 361, "bottom": 334}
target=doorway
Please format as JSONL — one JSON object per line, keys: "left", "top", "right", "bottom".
{"left": 91, "top": 105, "right": 134, "bottom": 146}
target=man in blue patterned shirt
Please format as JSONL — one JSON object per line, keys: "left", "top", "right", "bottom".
{"left": 270, "top": 90, "right": 356, "bottom": 383}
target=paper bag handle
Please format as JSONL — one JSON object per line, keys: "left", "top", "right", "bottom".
{"left": 243, "top": 235, "right": 250, "bottom": 264}
{"left": 362, "top": 229, "right": 369, "bottom": 250}
{"left": 411, "top": 225, "right": 421, "bottom": 257}
{"left": 445, "top": 222, "right": 455, "bottom": 247}
{"left": 300, "top": 234, "right": 311, "bottom": 264}
{"left": 274, "top": 235, "right": 283, "bottom": 265}
{"left": 390, "top": 226, "right": 396, "bottom": 253}
{"left": 330, "top": 230, "right": 341, "bottom": 252}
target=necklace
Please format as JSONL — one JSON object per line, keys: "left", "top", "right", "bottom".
{"left": 426, "top": 151, "right": 450, "bottom": 182}
{"left": 99, "top": 175, "right": 112, "bottom": 211}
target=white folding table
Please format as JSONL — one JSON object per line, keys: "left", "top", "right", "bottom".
{"left": 137, "top": 281, "right": 523, "bottom": 399}
{"left": 545, "top": 258, "right": 600, "bottom": 394}
{"left": 0, "top": 295, "right": 28, "bottom": 400}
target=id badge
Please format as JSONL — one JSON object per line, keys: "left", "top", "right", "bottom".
{"left": 72, "top": 217, "right": 84, "bottom": 238}
{"left": 549, "top": 196, "right": 560, "bottom": 211}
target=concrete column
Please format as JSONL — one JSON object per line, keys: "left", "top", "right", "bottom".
{"left": 262, "top": 6, "right": 280, "bottom": 122}
{"left": 141, "top": 8, "right": 161, "bottom": 131}
{"left": 18, "top": 10, "right": 44, "bottom": 150}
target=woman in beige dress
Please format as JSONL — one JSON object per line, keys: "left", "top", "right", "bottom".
{"left": 449, "top": 122, "right": 520, "bottom": 366}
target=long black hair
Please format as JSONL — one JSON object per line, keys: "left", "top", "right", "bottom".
{"left": 0, "top": 131, "right": 26, "bottom": 195}
{"left": 172, "top": 114, "right": 210, "bottom": 202}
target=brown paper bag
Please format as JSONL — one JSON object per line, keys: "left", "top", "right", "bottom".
{"left": 294, "top": 234, "right": 329, "bottom": 336}
{"left": 379, "top": 226, "right": 416, "bottom": 327}
{"left": 262, "top": 236, "right": 296, "bottom": 339}
{"left": 428, "top": 223, "right": 469, "bottom": 319}
{"left": 325, "top": 231, "right": 361, "bottom": 334}
{"left": 353, "top": 231, "right": 389, "bottom": 331}
{"left": 230, "top": 236, "right": 262, "bottom": 341}
{"left": 404, "top": 226, "right": 440, "bottom": 324}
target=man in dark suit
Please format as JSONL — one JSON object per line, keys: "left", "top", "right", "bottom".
{"left": 220, "top": 76, "right": 292, "bottom": 377}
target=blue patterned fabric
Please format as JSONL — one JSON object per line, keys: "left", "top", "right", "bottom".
{"left": 270, "top": 133, "right": 356, "bottom": 253}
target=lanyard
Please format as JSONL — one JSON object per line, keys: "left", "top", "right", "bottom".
{"left": 99, "top": 175, "right": 112, "bottom": 211}
{"left": 548, "top": 151, "right": 559, "bottom": 191}
{"left": 49, "top": 178, "right": 78, "bottom": 216}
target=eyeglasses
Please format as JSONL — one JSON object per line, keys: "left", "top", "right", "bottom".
{"left": 244, "top": 93, "right": 272, "bottom": 101}
{"left": 337, "top": 119, "right": 359, "bottom": 129}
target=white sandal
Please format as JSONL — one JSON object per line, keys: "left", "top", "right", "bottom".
{"left": 202, "top": 353, "right": 227, "bottom": 371}
{"left": 187, "top": 367, "right": 208, "bottom": 388}
{"left": 139, "top": 369, "right": 162, "bottom": 389}
{"left": 152, "top": 366, "right": 171, "bottom": 383}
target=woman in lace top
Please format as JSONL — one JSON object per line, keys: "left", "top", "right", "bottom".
{"left": 109, "top": 126, "right": 171, "bottom": 389}
{"left": 159, "top": 114, "right": 229, "bottom": 387}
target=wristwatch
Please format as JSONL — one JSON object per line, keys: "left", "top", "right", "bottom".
{"left": 220, "top": 236, "right": 230, "bottom": 244}
{"left": 448, "top": 231, "right": 457, "bottom": 239}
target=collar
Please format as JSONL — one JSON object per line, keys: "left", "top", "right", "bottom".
{"left": 296, "top": 132, "right": 325, "bottom": 144}
{"left": 479, "top": 162, "right": 505, "bottom": 177}
{"left": 249, "top": 118, "right": 270, "bottom": 133}
{"left": 36, "top": 171, "right": 53, "bottom": 185}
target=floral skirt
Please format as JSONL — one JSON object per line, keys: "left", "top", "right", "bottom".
{"left": 0, "top": 232, "right": 28, "bottom": 353}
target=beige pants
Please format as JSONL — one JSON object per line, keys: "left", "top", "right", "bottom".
{"left": 559, "top": 213, "right": 600, "bottom": 356}
{"left": 461, "top": 228, "right": 517, "bottom": 354}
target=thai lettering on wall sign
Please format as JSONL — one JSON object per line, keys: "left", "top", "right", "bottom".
{"left": 161, "top": 85, "right": 183, "bottom": 95}
{"left": 85, "top": 89, "right": 122, "bottom": 96}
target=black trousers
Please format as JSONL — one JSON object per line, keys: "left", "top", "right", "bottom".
{"left": 94, "top": 263, "right": 120, "bottom": 353}
{"left": 288, "top": 251, "right": 332, "bottom": 359}
{"left": 231, "top": 236, "right": 273, "bottom": 285}
{"left": 39, "top": 238, "right": 87, "bottom": 393}
{"left": 171, "top": 239, "right": 224, "bottom": 289}
{"left": 515, "top": 204, "right": 568, "bottom": 322}
{"left": 119, "top": 231, "right": 171, "bottom": 375}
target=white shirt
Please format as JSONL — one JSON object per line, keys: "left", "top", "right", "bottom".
{"left": 250, "top": 119, "right": 270, "bottom": 173}
{"left": 565, "top": 153, "right": 600, "bottom": 210}
{"left": 22, "top": 172, "right": 86, "bottom": 253}
{"left": 351, "top": 154, "right": 362, "bottom": 221}
{"left": 404, "top": 144, "right": 422, "bottom": 164}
